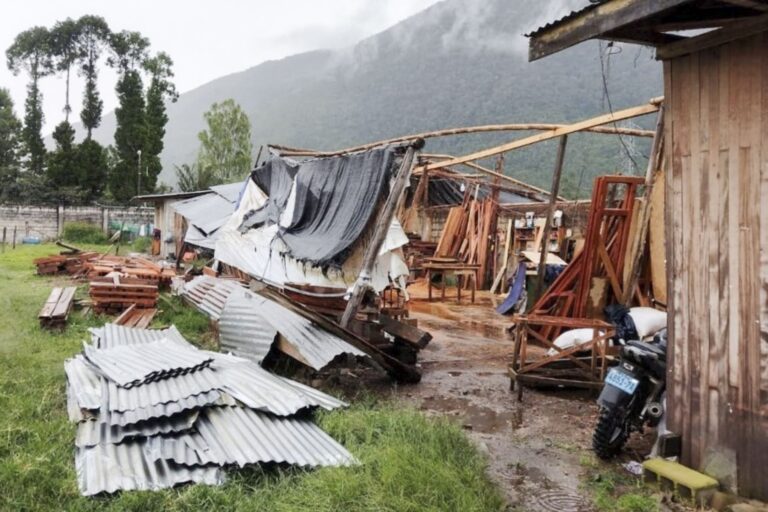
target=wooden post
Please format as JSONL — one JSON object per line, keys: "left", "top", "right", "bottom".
{"left": 341, "top": 144, "right": 420, "bottom": 328}
{"left": 1, "top": 227, "right": 5, "bottom": 253}
{"left": 534, "top": 135, "right": 568, "bottom": 298}
{"left": 12, "top": 226, "right": 16, "bottom": 249}
{"left": 622, "top": 106, "right": 665, "bottom": 304}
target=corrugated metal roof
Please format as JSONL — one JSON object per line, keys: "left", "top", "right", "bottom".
{"left": 99, "top": 390, "right": 228, "bottom": 427}
{"left": 172, "top": 193, "right": 234, "bottom": 236}
{"left": 210, "top": 182, "right": 246, "bottom": 204}
{"left": 65, "top": 356, "right": 101, "bottom": 412}
{"left": 76, "top": 411, "right": 198, "bottom": 448}
{"left": 218, "top": 293, "right": 277, "bottom": 363}
{"left": 104, "top": 366, "right": 221, "bottom": 412}
{"left": 185, "top": 276, "right": 367, "bottom": 370}
{"left": 257, "top": 296, "right": 367, "bottom": 370}
{"left": 90, "top": 323, "right": 187, "bottom": 349}
{"left": 212, "top": 352, "right": 347, "bottom": 416}
{"left": 76, "top": 440, "right": 224, "bottom": 496}
{"left": 184, "top": 406, "right": 355, "bottom": 468}
{"left": 525, "top": 2, "right": 599, "bottom": 38}
{"left": 83, "top": 339, "right": 213, "bottom": 388}
{"left": 182, "top": 276, "right": 245, "bottom": 320}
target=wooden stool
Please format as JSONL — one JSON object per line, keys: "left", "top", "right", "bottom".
{"left": 455, "top": 270, "right": 477, "bottom": 303}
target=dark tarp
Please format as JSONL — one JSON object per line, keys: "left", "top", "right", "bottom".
{"left": 418, "top": 178, "right": 536, "bottom": 207}
{"left": 240, "top": 147, "right": 398, "bottom": 269}
{"left": 240, "top": 158, "right": 298, "bottom": 230}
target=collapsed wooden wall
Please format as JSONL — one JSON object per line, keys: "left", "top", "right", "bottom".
{"left": 664, "top": 31, "right": 768, "bottom": 499}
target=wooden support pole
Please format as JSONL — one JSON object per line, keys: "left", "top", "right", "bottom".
{"left": 341, "top": 144, "right": 420, "bottom": 328}
{"left": 1, "top": 227, "right": 5, "bottom": 253}
{"left": 622, "top": 106, "right": 665, "bottom": 304}
{"left": 420, "top": 100, "right": 660, "bottom": 172}
{"left": 535, "top": 135, "right": 568, "bottom": 298}
{"left": 12, "top": 226, "right": 16, "bottom": 249}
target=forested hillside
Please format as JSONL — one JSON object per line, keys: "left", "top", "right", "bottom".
{"left": 86, "top": 0, "right": 663, "bottom": 197}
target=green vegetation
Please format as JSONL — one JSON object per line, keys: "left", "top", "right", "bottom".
{"left": 4, "top": 16, "right": 176, "bottom": 204}
{"left": 177, "top": 99, "right": 253, "bottom": 191}
{"left": 61, "top": 221, "right": 109, "bottom": 244}
{"left": 580, "top": 454, "right": 659, "bottom": 512}
{"left": 0, "top": 244, "right": 504, "bottom": 511}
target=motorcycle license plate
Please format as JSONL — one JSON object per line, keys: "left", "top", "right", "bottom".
{"left": 605, "top": 369, "right": 639, "bottom": 395}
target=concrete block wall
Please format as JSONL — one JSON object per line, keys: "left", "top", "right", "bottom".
{"left": 0, "top": 204, "right": 154, "bottom": 242}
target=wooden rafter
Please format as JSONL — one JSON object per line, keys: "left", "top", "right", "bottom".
{"left": 419, "top": 100, "right": 662, "bottom": 172}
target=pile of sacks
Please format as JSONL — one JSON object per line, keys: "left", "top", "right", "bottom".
{"left": 65, "top": 323, "right": 354, "bottom": 496}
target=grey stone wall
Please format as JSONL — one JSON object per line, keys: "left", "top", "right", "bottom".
{"left": 0, "top": 205, "right": 154, "bottom": 241}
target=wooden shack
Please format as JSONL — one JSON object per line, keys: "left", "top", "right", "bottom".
{"left": 528, "top": 0, "right": 768, "bottom": 500}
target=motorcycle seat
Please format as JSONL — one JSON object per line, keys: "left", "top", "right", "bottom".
{"left": 626, "top": 339, "right": 666, "bottom": 357}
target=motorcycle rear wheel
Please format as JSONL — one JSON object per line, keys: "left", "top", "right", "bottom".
{"left": 592, "top": 408, "right": 629, "bottom": 459}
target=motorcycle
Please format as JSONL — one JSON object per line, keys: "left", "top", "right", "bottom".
{"left": 592, "top": 329, "right": 667, "bottom": 459}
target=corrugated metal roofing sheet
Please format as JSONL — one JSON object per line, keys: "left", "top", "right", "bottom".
{"left": 218, "top": 293, "right": 276, "bottom": 363}
{"left": 212, "top": 353, "right": 347, "bottom": 416}
{"left": 76, "top": 440, "right": 224, "bottom": 496}
{"left": 181, "top": 406, "right": 355, "bottom": 468}
{"left": 99, "top": 389, "right": 228, "bottom": 427}
{"left": 182, "top": 276, "right": 245, "bottom": 320}
{"left": 185, "top": 276, "right": 367, "bottom": 370}
{"left": 83, "top": 339, "right": 213, "bottom": 388}
{"left": 90, "top": 323, "right": 187, "bottom": 349}
{"left": 76, "top": 411, "right": 198, "bottom": 447}
{"left": 104, "top": 366, "right": 221, "bottom": 412}
{"left": 210, "top": 182, "right": 245, "bottom": 204}
{"left": 525, "top": 2, "right": 598, "bottom": 38}
{"left": 257, "top": 296, "right": 367, "bottom": 370}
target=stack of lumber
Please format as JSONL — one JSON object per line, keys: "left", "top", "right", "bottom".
{"left": 85, "top": 256, "right": 176, "bottom": 285}
{"left": 33, "top": 252, "right": 99, "bottom": 276}
{"left": 434, "top": 197, "right": 499, "bottom": 288}
{"left": 114, "top": 304, "right": 157, "bottom": 328}
{"left": 89, "top": 276, "right": 158, "bottom": 314}
{"left": 38, "top": 286, "right": 77, "bottom": 328}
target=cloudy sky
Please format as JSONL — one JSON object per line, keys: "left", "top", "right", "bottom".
{"left": 1, "top": 0, "right": 440, "bottom": 132}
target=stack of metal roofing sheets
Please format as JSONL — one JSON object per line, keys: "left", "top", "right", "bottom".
{"left": 66, "top": 323, "right": 354, "bottom": 496}
{"left": 182, "top": 275, "right": 367, "bottom": 370}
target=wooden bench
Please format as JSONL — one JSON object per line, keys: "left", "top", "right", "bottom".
{"left": 39, "top": 287, "right": 77, "bottom": 329}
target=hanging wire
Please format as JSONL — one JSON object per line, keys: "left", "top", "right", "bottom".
{"left": 598, "top": 41, "right": 640, "bottom": 173}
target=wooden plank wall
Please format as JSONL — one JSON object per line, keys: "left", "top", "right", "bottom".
{"left": 664, "top": 32, "right": 768, "bottom": 500}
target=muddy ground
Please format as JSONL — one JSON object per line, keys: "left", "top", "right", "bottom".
{"left": 392, "top": 285, "right": 658, "bottom": 512}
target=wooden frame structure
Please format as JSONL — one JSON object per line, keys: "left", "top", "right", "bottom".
{"left": 509, "top": 315, "right": 616, "bottom": 396}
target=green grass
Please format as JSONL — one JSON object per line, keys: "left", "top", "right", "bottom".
{"left": 61, "top": 222, "right": 110, "bottom": 245}
{"left": 0, "top": 244, "right": 504, "bottom": 511}
{"left": 580, "top": 454, "right": 659, "bottom": 512}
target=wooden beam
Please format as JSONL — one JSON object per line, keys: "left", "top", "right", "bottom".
{"left": 269, "top": 123, "right": 654, "bottom": 158}
{"left": 534, "top": 135, "right": 568, "bottom": 298}
{"left": 418, "top": 153, "right": 561, "bottom": 201}
{"left": 421, "top": 101, "right": 661, "bottom": 172}
{"left": 527, "top": 0, "right": 692, "bottom": 61}
{"left": 656, "top": 12, "right": 768, "bottom": 59}
{"left": 341, "top": 146, "right": 418, "bottom": 328}
{"left": 604, "top": 27, "right": 687, "bottom": 46}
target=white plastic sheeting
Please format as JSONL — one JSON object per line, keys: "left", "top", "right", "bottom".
{"left": 214, "top": 178, "right": 409, "bottom": 292}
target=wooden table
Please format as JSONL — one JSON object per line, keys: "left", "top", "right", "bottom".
{"left": 423, "top": 262, "right": 480, "bottom": 303}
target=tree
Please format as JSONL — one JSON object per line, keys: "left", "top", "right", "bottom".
{"left": 47, "top": 120, "right": 77, "bottom": 187}
{"left": 175, "top": 162, "right": 220, "bottom": 192}
{"left": 6, "top": 26, "right": 54, "bottom": 178}
{"left": 76, "top": 15, "right": 110, "bottom": 138}
{"left": 0, "top": 88, "right": 22, "bottom": 202}
{"left": 50, "top": 18, "right": 80, "bottom": 121}
{"left": 75, "top": 139, "right": 107, "bottom": 200}
{"left": 107, "top": 30, "right": 149, "bottom": 202}
{"left": 143, "top": 52, "right": 178, "bottom": 193}
{"left": 196, "top": 99, "right": 253, "bottom": 183}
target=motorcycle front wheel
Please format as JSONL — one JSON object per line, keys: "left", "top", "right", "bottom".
{"left": 592, "top": 407, "right": 629, "bottom": 459}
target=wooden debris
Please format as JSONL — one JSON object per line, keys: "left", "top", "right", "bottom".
{"left": 114, "top": 304, "right": 157, "bottom": 328}
{"left": 39, "top": 287, "right": 77, "bottom": 329}
{"left": 89, "top": 276, "right": 158, "bottom": 314}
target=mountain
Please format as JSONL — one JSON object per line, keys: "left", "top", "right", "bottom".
{"left": 87, "top": 0, "right": 663, "bottom": 197}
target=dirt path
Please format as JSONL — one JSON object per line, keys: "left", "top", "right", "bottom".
{"left": 397, "top": 290, "right": 601, "bottom": 511}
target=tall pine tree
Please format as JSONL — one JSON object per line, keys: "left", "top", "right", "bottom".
{"left": 107, "top": 30, "right": 149, "bottom": 202}
{"left": 76, "top": 15, "right": 110, "bottom": 139}
{"left": 6, "top": 26, "right": 53, "bottom": 181}
{"left": 143, "top": 52, "right": 177, "bottom": 193}
{"left": 0, "top": 88, "right": 22, "bottom": 202}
